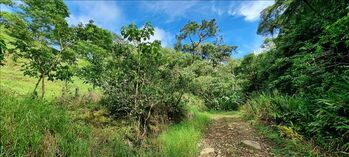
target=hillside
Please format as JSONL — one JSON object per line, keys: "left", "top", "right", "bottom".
{"left": 0, "top": 60, "right": 93, "bottom": 99}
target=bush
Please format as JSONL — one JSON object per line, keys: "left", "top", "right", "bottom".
{"left": 244, "top": 87, "right": 349, "bottom": 153}
{"left": 310, "top": 78, "right": 349, "bottom": 152}
{"left": 100, "top": 23, "right": 189, "bottom": 144}
{"left": 190, "top": 61, "right": 243, "bottom": 111}
{"left": 244, "top": 92, "right": 310, "bottom": 127}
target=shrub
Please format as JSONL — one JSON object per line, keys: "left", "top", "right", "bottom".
{"left": 245, "top": 92, "right": 310, "bottom": 128}
{"left": 191, "top": 62, "right": 243, "bottom": 111}
{"left": 244, "top": 87, "right": 349, "bottom": 153}
{"left": 310, "top": 78, "right": 349, "bottom": 152}
{"left": 100, "top": 23, "right": 189, "bottom": 144}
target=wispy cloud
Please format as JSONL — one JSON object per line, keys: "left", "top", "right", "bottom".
{"left": 141, "top": 1, "right": 273, "bottom": 22}
{"left": 228, "top": 1, "right": 274, "bottom": 22}
{"left": 66, "top": 1, "right": 123, "bottom": 31}
{"left": 148, "top": 27, "right": 172, "bottom": 47}
{"left": 142, "top": 1, "right": 199, "bottom": 22}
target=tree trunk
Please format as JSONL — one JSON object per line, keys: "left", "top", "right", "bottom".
{"left": 33, "top": 76, "right": 42, "bottom": 97}
{"left": 62, "top": 80, "right": 69, "bottom": 97}
{"left": 41, "top": 74, "right": 45, "bottom": 99}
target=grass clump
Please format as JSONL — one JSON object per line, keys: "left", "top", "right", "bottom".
{"left": 253, "top": 124, "right": 318, "bottom": 156}
{"left": 156, "top": 109, "right": 210, "bottom": 157}
{"left": 0, "top": 89, "right": 91, "bottom": 156}
{"left": 0, "top": 89, "right": 131, "bottom": 156}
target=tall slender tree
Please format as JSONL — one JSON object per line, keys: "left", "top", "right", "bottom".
{"left": 9, "top": 0, "right": 75, "bottom": 98}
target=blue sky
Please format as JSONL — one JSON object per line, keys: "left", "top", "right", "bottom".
{"left": 2, "top": 0, "right": 274, "bottom": 58}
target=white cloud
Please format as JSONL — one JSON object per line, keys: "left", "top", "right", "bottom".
{"left": 141, "top": 1, "right": 273, "bottom": 22}
{"left": 142, "top": 1, "right": 198, "bottom": 22}
{"left": 228, "top": 1, "right": 274, "bottom": 21}
{"left": 148, "top": 27, "right": 172, "bottom": 47}
{"left": 211, "top": 4, "right": 225, "bottom": 16}
{"left": 66, "top": 1, "right": 123, "bottom": 31}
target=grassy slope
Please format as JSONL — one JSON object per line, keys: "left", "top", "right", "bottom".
{"left": 0, "top": 62, "right": 320, "bottom": 156}
{"left": 1, "top": 63, "right": 317, "bottom": 157}
{"left": 0, "top": 63, "right": 212, "bottom": 157}
{"left": 0, "top": 60, "right": 93, "bottom": 100}
{"left": 0, "top": 62, "right": 132, "bottom": 156}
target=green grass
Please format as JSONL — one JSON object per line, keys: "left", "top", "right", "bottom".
{"left": 154, "top": 108, "right": 210, "bottom": 157}
{"left": 0, "top": 89, "right": 132, "bottom": 157}
{"left": 0, "top": 89, "right": 92, "bottom": 156}
{"left": 252, "top": 123, "right": 319, "bottom": 156}
{"left": 0, "top": 60, "right": 93, "bottom": 100}
{"left": 0, "top": 62, "right": 213, "bottom": 157}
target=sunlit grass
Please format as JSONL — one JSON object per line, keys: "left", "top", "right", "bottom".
{"left": 155, "top": 106, "right": 210, "bottom": 157}
{"left": 0, "top": 59, "right": 94, "bottom": 100}
{"left": 0, "top": 90, "right": 92, "bottom": 156}
{"left": 0, "top": 89, "right": 132, "bottom": 156}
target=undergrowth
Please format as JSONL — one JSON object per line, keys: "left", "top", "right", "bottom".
{"left": 0, "top": 90, "right": 91, "bottom": 156}
{"left": 0, "top": 89, "right": 131, "bottom": 156}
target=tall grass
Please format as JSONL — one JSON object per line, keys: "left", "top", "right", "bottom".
{"left": 243, "top": 88, "right": 349, "bottom": 155}
{"left": 0, "top": 90, "right": 131, "bottom": 156}
{"left": 155, "top": 107, "right": 210, "bottom": 157}
{"left": 0, "top": 90, "right": 92, "bottom": 156}
{"left": 244, "top": 92, "right": 309, "bottom": 126}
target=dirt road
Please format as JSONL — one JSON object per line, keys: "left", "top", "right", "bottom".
{"left": 199, "top": 114, "right": 273, "bottom": 157}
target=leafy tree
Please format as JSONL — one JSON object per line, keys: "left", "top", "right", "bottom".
{"left": 176, "top": 19, "right": 236, "bottom": 67}
{"left": 175, "top": 19, "right": 218, "bottom": 55}
{"left": 102, "top": 22, "right": 187, "bottom": 144}
{"left": 0, "top": 1, "right": 22, "bottom": 65}
{"left": 201, "top": 43, "right": 236, "bottom": 68}
{"left": 73, "top": 21, "right": 115, "bottom": 88}
{"left": 191, "top": 60, "right": 243, "bottom": 110}
{"left": 256, "top": 0, "right": 349, "bottom": 94}
{"left": 7, "top": 0, "right": 75, "bottom": 98}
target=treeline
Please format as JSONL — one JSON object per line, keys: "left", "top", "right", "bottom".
{"left": 0, "top": 0, "right": 241, "bottom": 147}
{"left": 237, "top": 0, "right": 349, "bottom": 153}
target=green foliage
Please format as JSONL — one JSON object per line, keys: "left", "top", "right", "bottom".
{"left": 73, "top": 21, "right": 115, "bottom": 88}
{"left": 253, "top": 124, "right": 318, "bottom": 156}
{"left": 175, "top": 19, "right": 236, "bottom": 67}
{"left": 245, "top": 92, "right": 310, "bottom": 127}
{"left": 3, "top": 0, "right": 76, "bottom": 98}
{"left": 189, "top": 59, "right": 243, "bottom": 111}
{"left": 100, "top": 22, "right": 188, "bottom": 144}
{"left": 237, "top": 0, "right": 349, "bottom": 153}
{"left": 310, "top": 77, "right": 349, "bottom": 152}
{"left": 0, "top": 90, "right": 91, "bottom": 156}
{"left": 244, "top": 90, "right": 349, "bottom": 154}
{"left": 175, "top": 19, "right": 218, "bottom": 54}
{"left": 0, "top": 61, "right": 93, "bottom": 100}
{"left": 0, "top": 38, "right": 5, "bottom": 65}
{"left": 201, "top": 43, "right": 237, "bottom": 68}
{"left": 2, "top": 0, "right": 346, "bottom": 155}
{"left": 0, "top": 6, "right": 25, "bottom": 65}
